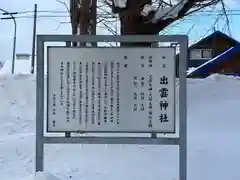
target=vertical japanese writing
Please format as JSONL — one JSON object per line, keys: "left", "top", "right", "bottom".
{"left": 140, "top": 92, "right": 144, "bottom": 112}
{"left": 148, "top": 56, "right": 153, "bottom": 68}
{"left": 133, "top": 103, "right": 137, "bottom": 112}
{"left": 52, "top": 120, "right": 56, "bottom": 128}
{"left": 140, "top": 76, "right": 144, "bottom": 88}
{"left": 103, "top": 62, "right": 108, "bottom": 123}
{"left": 91, "top": 62, "right": 95, "bottom": 125}
{"left": 159, "top": 113, "right": 168, "bottom": 123}
{"left": 159, "top": 88, "right": 168, "bottom": 98}
{"left": 133, "top": 91, "right": 137, "bottom": 112}
{"left": 97, "top": 62, "right": 101, "bottom": 125}
{"left": 133, "top": 76, "right": 145, "bottom": 112}
{"left": 140, "top": 92, "right": 144, "bottom": 100}
{"left": 140, "top": 56, "right": 144, "bottom": 68}
{"left": 133, "top": 76, "right": 138, "bottom": 87}
{"left": 60, "top": 61, "right": 64, "bottom": 106}
{"left": 160, "top": 76, "right": 168, "bottom": 85}
{"left": 159, "top": 76, "right": 169, "bottom": 123}
{"left": 133, "top": 76, "right": 138, "bottom": 112}
{"left": 85, "top": 62, "right": 89, "bottom": 125}
{"left": 72, "top": 62, "right": 77, "bottom": 120}
{"left": 110, "top": 61, "right": 114, "bottom": 123}
{"left": 116, "top": 62, "right": 120, "bottom": 124}
{"left": 148, "top": 75, "right": 153, "bottom": 128}
{"left": 133, "top": 92, "right": 137, "bottom": 100}
{"left": 66, "top": 62, "right": 70, "bottom": 123}
{"left": 140, "top": 76, "right": 145, "bottom": 112}
{"left": 159, "top": 100, "right": 168, "bottom": 110}
{"left": 52, "top": 92, "right": 56, "bottom": 116}
{"left": 79, "top": 62, "right": 83, "bottom": 124}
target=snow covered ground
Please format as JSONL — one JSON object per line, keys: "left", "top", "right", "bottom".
{"left": 0, "top": 73, "right": 240, "bottom": 180}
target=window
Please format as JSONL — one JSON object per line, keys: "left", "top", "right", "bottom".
{"left": 202, "top": 49, "right": 212, "bottom": 59}
{"left": 190, "top": 49, "right": 202, "bottom": 59}
{"left": 190, "top": 49, "right": 212, "bottom": 60}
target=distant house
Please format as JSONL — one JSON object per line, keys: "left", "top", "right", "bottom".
{"left": 0, "top": 53, "right": 32, "bottom": 74}
{"left": 176, "top": 30, "right": 240, "bottom": 77}
{"left": 187, "top": 44, "right": 240, "bottom": 77}
{"left": 16, "top": 53, "right": 31, "bottom": 60}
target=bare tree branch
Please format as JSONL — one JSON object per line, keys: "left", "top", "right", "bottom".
{"left": 56, "top": 0, "right": 70, "bottom": 13}
{"left": 219, "top": 0, "right": 231, "bottom": 36}
{"left": 64, "top": 0, "right": 231, "bottom": 47}
{"left": 101, "top": 0, "right": 225, "bottom": 46}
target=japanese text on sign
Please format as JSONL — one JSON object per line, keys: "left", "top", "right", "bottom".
{"left": 47, "top": 47, "right": 176, "bottom": 133}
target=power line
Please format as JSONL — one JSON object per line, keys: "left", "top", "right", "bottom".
{"left": 0, "top": 7, "right": 239, "bottom": 36}
{"left": 2, "top": 15, "right": 70, "bottom": 19}
{"left": 1, "top": 12, "right": 240, "bottom": 20}
{"left": 0, "top": 10, "right": 68, "bottom": 15}
{"left": 1, "top": 8, "right": 240, "bottom": 15}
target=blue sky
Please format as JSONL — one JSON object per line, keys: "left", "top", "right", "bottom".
{"left": 0, "top": 0, "right": 239, "bottom": 62}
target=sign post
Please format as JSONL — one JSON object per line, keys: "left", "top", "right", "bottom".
{"left": 36, "top": 35, "right": 188, "bottom": 180}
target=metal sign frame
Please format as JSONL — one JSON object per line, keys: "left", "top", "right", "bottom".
{"left": 36, "top": 35, "right": 188, "bottom": 180}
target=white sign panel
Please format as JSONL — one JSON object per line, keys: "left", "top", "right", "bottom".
{"left": 47, "top": 47, "right": 176, "bottom": 133}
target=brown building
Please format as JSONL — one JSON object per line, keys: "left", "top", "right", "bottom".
{"left": 177, "top": 30, "right": 240, "bottom": 77}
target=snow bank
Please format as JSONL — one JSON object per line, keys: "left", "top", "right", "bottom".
{"left": 9, "top": 172, "right": 62, "bottom": 180}
{"left": 205, "top": 73, "right": 240, "bottom": 81}
{"left": 0, "top": 73, "right": 240, "bottom": 180}
{"left": 35, "top": 172, "right": 62, "bottom": 180}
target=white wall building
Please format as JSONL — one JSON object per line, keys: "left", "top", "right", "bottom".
{"left": 0, "top": 53, "right": 32, "bottom": 74}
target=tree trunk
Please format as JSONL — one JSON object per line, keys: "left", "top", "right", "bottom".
{"left": 117, "top": 0, "right": 155, "bottom": 47}
{"left": 115, "top": 0, "right": 171, "bottom": 47}
{"left": 114, "top": 0, "right": 200, "bottom": 47}
{"left": 119, "top": 10, "right": 174, "bottom": 47}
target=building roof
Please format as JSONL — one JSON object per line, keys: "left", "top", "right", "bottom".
{"left": 187, "top": 44, "right": 240, "bottom": 76}
{"left": 189, "top": 30, "right": 240, "bottom": 49}
{"left": 176, "top": 31, "right": 239, "bottom": 61}
{"left": 16, "top": 53, "right": 31, "bottom": 56}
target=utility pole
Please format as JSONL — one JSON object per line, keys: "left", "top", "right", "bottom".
{"left": 70, "top": 0, "right": 77, "bottom": 47}
{"left": 90, "top": 0, "right": 97, "bottom": 47}
{"left": 0, "top": 9, "right": 17, "bottom": 74}
{"left": 31, "top": 4, "right": 37, "bottom": 74}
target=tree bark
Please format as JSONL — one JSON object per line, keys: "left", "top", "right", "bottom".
{"left": 117, "top": 0, "right": 155, "bottom": 47}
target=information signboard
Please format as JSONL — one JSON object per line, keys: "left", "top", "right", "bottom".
{"left": 47, "top": 47, "right": 176, "bottom": 133}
